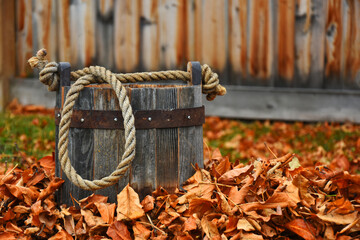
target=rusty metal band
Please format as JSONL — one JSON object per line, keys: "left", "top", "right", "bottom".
{"left": 55, "top": 106, "right": 205, "bottom": 129}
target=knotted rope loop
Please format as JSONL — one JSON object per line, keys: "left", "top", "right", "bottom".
{"left": 58, "top": 72, "right": 136, "bottom": 191}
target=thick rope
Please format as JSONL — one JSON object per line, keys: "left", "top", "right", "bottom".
{"left": 28, "top": 49, "right": 226, "bottom": 191}
{"left": 28, "top": 49, "right": 226, "bottom": 101}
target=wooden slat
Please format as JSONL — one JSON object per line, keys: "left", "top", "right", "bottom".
{"left": 248, "top": 0, "right": 273, "bottom": 84}
{"left": 178, "top": 85, "right": 203, "bottom": 187}
{"left": 98, "top": 0, "right": 114, "bottom": 18}
{"left": 155, "top": 87, "right": 178, "bottom": 192}
{"left": 57, "top": 87, "right": 94, "bottom": 206}
{"left": 96, "top": 0, "right": 115, "bottom": 69}
{"left": 342, "top": 0, "right": 360, "bottom": 89}
{"left": 129, "top": 87, "right": 156, "bottom": 199}
{"left": 325, "top": 0, "right": 343, "bottom": 88}
{"left": 295, "top": 0, "right": 326, "bottom": 88}
{"left": 277, "top": 0, "right": 295, "bottom": 84}
{"left": 0, "top": 0, "right": 15, "bottom": 111}
{"left": 228, "top": 0, "right": 248, "bottom": 84}
{"left": 201, "top": 0, "right": 227, "bottom": 74}
{"left": 16, "top": 0, "right": 33, "bottom": 77}
{"left": 141, "top": 0, "right": 160, "bottom": 71}
{"left": 69, "top": 0, "right": 96, "bottom": 68}
{"left": 114, "top": 0, "right": 140, "bottom": 72}
{"left": 33, "top": 0, "right": 57, "bottom": 62}
{"left": 93, "top": 88, "right": 121, "bottom": 203}
{"left": 57, "top": 0, "right": 71, "bottom": 62}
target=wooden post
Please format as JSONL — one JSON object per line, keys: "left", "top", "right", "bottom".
{"left": 0, "top": 0, "right": 15, "bottom": 111}
{"left": 55, "top": 62, "right": 204, "bottom": 205}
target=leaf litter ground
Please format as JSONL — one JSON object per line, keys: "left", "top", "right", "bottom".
{"left": 0, "top": 104, "right": 360, "bottom": 239}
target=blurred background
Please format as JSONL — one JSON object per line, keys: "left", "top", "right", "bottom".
{"left": 1, "top": 0, "right": 360, "bottom": 121}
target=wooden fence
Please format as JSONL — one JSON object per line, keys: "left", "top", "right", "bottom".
{"left": 2, "top": 0, "right": 360, "bottom": 121}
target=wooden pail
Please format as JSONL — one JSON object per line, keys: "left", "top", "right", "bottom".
{"left": 55, "top": 62, "right": 204, "bottom": 205}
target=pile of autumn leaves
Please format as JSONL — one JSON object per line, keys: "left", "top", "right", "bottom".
{"left": 0, "top": 150, "right": 360, "bottom": 239}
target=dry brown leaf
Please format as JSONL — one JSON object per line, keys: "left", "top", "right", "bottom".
{"left": 81, "top": 209, "right": 105, "bottom": 228}
{"left": 132, "top": 222, "right": 151, "bottom": 240}
{"left": 48, "top": 229, "right": 73, "bottom": 240}
{"left": 79, "top": 194, "right": 108, "bottom": 211}
{"left": 218, "top": 165, "right": 254, "bottom": 184}
{"left": 228, "top": 176, "right": 253, "bottom": 205}
{"left": 317, "top": 210, "right": 358, "bottom": 225}
{"left": 95, "top": 202, "right": 116, "bottom": 224}
{"left": 201, "top": 215, "right": 221, "bottom": 240}
{"left": 183, "top": 214, "right": 199, "bottom": 232}
{"left": 37, "top": 177, "right": 64, "bottom": 201}
{"left": 285, "top": 218, "right": 317, "bottom": 240}
{"left": 141, "top": 195, "right": 155, "bottom": 212}
{"left": 0, "top": 232, "right": 16, "bottom": 240}
{"left": 236, "top": 218, "right": 255, "bottom": 232}
{"left": 188, "top": 198, "right": 214, "bottom": 218}
{"left": 117, "top": 184, "right": 145, "bottom": 221}
{"left": 107, "top": 221, "right": 132, "bottom": 240}
{"left": 158, "top": 208, "right": 180, "bottom": 226}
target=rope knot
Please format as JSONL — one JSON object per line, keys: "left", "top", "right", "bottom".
{"left": 28, "top": 48, "right": 60, "bottom": 91}
{"left": 201, "top": 64, "right": 227, "bottom": 101}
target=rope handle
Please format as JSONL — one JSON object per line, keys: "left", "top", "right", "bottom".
{"left": 28, "top": 49, "right": 226, "bottom": 191}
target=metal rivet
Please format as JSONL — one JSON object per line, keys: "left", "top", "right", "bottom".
{"left": 187, "top": 115, "right": 191, "bottom": 120}
{"left": 80, "top": 118, "right": 85, "bottom": 122}
{"left": 57, "top": 113, "right": 60, "bottom": 118}
{"left": 114, "top": 118, "right": 118, "bottom": 122}
{"left": 148, "top": 117, "right": 152, "bottom": 122}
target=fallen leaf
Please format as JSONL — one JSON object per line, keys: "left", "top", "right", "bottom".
{"left": 95, "top": 202, "right": 116, "bottom": 224}
{"left": 218, "top": 165, "right": 254, "bottom": 184}
{"left": 37, "top": 177, "right": 64, "bottom": 201}
{"left": 117, "top": 184, "right": 145, "bottom": 221}
{"left": 285, "top": 219, "right": 317, "bottom": 240}
{"left": 183, "top": 214, "right": 199, "bottom": 232}
{"left": 48, "top": 230, "right": 73, "bottom": 240}
{"left": 201, "top": 215, "right": 221, "bottom": 240}
{"left": 236, "top": 218, "right": 255, "bottom": 231}
{"left": 141, "top": 195, "right": 155, "bottom": 212}
{"left": 107, "top": 221, "right": 132, "bottom": 240}
{"left": 133, "top": 222, "right": 151, "bottom": 240}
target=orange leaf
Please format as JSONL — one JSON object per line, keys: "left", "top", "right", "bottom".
{"left": 95, "top": 202, "right": 116, "bottom": 224}
{"left": 132, "top": 222, "right": 151, "bottom": 240}
{"left": 285, "top": 219, "right": 317, "bottom": 240}
{"left": 38, "top": 155, "right": 55, "bottom": 170}
{"left": 188, "top": 198, "right": 214, "bottom": 218}
{"left": 201, "top": 215, "right": 221, "bottom": 240}
{"left": 183, "top": 215, "right": 199, "bottom": 232}
{"left": 218, "top": 165, "right": 254, "bottom": 184}
{"left": 117, "top": 184, "right": 145, "bottom": 221}
{"left": 107, "top": 221, "right": 132, "bottom": 240}
{"left": 79, "top": 194, "right": 108, "bottom": 211}
{"left": 49, "top": 230, "right": 73, "bottom": 240}
{"left": 0, "top": 232, "right": 16, "bottom": 240}
{"left": 37, "top": 177, "right": 64, "bottom": 201}
{"left": 141, "top": 195, "right": 155, "bottom": 212}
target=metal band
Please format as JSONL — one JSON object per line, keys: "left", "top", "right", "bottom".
{"left": 55, "top": 106, "right": 205, "bottom": 129}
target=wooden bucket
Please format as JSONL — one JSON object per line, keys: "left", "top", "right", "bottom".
{"left": 55, "top": 62, "right": 204, "bottom": 205}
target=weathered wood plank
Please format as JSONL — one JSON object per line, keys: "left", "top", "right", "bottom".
{"left": 114, "top": 0, "right": 140, "bottom": 72}
{"left": 247, "top": 0, "right": 273, "bottom": 85}
{"left": 140, "top": 0, "right": 160, "bottom": 71}
{"left": 342, "top": 0, "right": 360, "bottom": 89}
{"left": 155, "top": 87, "right": 178, "bottom": 192}
{"left": 57, "top": 0, "right": 71, "bottom": 62}
{"left": 33, "top": 0, "right": 57, "bottom": 62}
{"left": 228, "top": 0, "right": 248, "bottom": 85}
{"left": 96, "top": 0, "right": 114, "bottom": 69}
{"left": 16, "top": 0, "right": 33, "bottom": 77}
{"left": 277, "top": 0, "right": 295, "bottom": 84}
{"left": 58, "top": 87, "right": 94, "bottom": 206}
{"left": 129, "top": 87, "right": 156, "bottom": 199}
{"left": 69, "top": 0, "right": 96, "bottom": 68}
{"left": 178, "top": 85, "right": 203, "bottom": 187}
{"left": 0, "top": 0, "right": 15, "bottom": 111}
{"left": 93, "top": 88, "right": 120, "bottom": 203}
{"left": 325, "top": 0, "right": 343, "bottom": 88}
{"left": 295, "top": 0, "right": 326, "bottom": 88}
{"left": 201, "top": 0, "right": 227, "bottom": 75}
